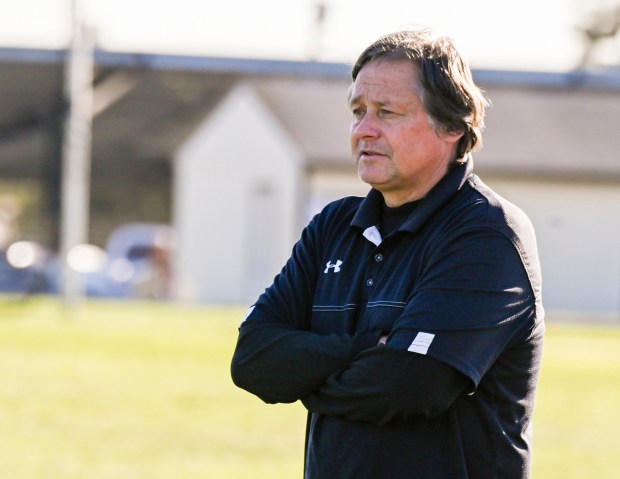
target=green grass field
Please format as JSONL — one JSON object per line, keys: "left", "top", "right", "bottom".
{"left": 0, "top": 298, "right": 619, "bottom": 478}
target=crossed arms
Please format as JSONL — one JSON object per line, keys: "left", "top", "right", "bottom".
{"left": 231, "top": 225, "right": 532, "bottom": 426}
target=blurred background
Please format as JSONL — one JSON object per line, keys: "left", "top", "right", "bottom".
{"left": 1, "top": 0, "right": 619, "bottom": 318}
{"left": 1, "top": 2, "right": 620, "bottom": 478}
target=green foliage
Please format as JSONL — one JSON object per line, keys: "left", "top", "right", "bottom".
{"left": 0, "top": 298, "right": 619, "bottom": 478}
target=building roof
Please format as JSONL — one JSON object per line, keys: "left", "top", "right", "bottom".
{"left": 1, "top": 47, "right": 620, "bottom": 180}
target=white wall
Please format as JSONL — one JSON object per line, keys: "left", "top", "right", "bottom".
{"left": 484, "top": 177, "right": 620, "bottom": 316}
{"left": 173, "top": 83, "right": 304, "bottom": 304}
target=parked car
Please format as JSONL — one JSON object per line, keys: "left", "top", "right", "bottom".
{"left": 0, "top": 223, "right": 175, "bottom": 300}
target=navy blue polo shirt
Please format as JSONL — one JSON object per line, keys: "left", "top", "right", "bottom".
{"left": 231, "top": 160, "right": 545, "bottom": 479}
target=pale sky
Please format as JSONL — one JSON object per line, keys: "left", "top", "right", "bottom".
{"left": 0, "top": 0, "right": 603, "bottom": 71}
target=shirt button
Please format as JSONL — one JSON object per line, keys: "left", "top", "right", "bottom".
{"left": 366, "top": 278, "right": 374, "bottom": 287}
{"left": 374, "top": 253, "right": 384, "bottom": 262}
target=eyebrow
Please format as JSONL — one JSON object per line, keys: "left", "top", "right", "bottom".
{"left": 348, "top": 94, "right": 392, "bottom": 109}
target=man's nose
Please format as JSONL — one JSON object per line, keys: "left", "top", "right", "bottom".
{"left": 352, "top": 113, "right": 380, "bottom": 140}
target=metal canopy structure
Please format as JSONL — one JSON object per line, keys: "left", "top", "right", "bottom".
{"left": 0, "top": 48, "right": 259, "bottom": 179}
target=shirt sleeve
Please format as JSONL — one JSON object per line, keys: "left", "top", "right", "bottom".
{"left": 388, "top": 228, "right": 538, "bottom": 386}
{"left": 302, "top": 347, "right": 470, "bottom": 425}
{"left": 230, "top": 215, "right": 381, "bottom": 404}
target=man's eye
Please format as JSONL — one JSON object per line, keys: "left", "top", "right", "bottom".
{"left": 351, "top": 108, "right": 365, "bottom": 118}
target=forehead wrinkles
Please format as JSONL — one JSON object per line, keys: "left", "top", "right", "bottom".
{"left": 348, "top": 59, "right": 422, "bottom": 106}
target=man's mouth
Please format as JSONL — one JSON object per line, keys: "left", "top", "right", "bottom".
{"left": 359, "top": 149, "right": 386, "bottom": 160}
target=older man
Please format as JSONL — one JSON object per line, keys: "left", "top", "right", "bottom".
{"left": 231, "top": 29, "right": 544, "bottom": 479}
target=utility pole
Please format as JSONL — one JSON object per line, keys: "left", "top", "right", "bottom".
{"left": 59, "top": 0, "right": 94, "bottom": 307}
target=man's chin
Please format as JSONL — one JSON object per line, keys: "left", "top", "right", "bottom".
{"left": 357, "top": 169, "right": 389, "bottom": 189}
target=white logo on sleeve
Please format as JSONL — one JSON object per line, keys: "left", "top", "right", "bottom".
{"left": 408, "top": 332, "right": 435, "bottom": 355}
{"left": 324, "top": 260, "right": 343, "bottom": 273}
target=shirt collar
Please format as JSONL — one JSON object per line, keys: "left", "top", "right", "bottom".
{"left": 351, "top": 159, "right": 474, "bottom": 236}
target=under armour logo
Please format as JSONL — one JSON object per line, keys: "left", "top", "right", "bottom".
{"left": 324, "top": 260, "right": 343, "bottom": 273}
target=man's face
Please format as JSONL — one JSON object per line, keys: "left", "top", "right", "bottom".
{"left": 349, "top": 59, "right": 462, "bottom": 206}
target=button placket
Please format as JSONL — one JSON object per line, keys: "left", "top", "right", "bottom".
{"left": 365, "top": 250, "right": 384, "bottom": 288}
